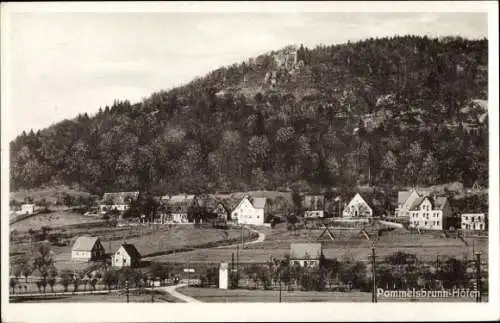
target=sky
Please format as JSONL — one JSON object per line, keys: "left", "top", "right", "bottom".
{"left": 3, "top": 7, "right": 489, "bottom": 141}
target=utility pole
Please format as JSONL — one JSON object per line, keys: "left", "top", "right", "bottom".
{"left": 241, "top": 225, "right": 244, "bottom": 249}
{"left": 371, "top": 246, "right": 377, "bottom": 303}
{"left": 236, "top": 243, "right": 239, "bottom": 288}
{"left": 125, "top": 280, "right": 129, "bottom": 303}
{"left": 278, "top": 271, "right": 282, "bottom": 303}
{"left": 231, "top": 252, "right": 235, "bottom": 289}
{"left": 475, "top": 252, "right": 481, "bottom": 303}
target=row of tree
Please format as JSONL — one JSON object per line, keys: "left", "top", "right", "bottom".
{"left": 10, "top": 36, "right": 488, "bottom": 195}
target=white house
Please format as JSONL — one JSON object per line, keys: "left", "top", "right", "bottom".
{"left": 395, "top": 189, "right": 430, "bottom": 217}
{"left": 461, "top": 213, "right": 486, "bottom": 231}
{"left": 342, "top": 193, "right": 373, "bottom": 218}
{"left": 303, "top": 195, "right": 325, "bottom": 218}
{"left": 408, "top": 196, "right": 452, "bottom": 230}
{"left": 290, "top": 243, "right": 323, "bottom": 267}
{"left": 100, "top": 192, "right": 140, "bottom": 213}
{"left": 231, "top": 196, "right": 267, "bottom": 226}
{"left": 71, "top": 236, "right": 106, "bottom": 261}
{"left": 20, "top": 204, "right": 35, "bottom": 215}
{"left": 112, "top": 244, "right": 141, "bottom": 268}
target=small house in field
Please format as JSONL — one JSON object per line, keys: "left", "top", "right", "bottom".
{"left": 342, "top": 193, "right": 373, "bottom": 218}
{"left": 303, "top": 195, "right": 325, "bottom": 218}
{"left": 112, "top": 244, "right": 141, "bottom": 268}
{"left": 461, "top": 213, "right": 486, "bottom": 231}
{"left": 231, "top": 196, "right": 268, "bottom": 226}
{"left": 71, "top": 236, "right": 106, "bottom": 262}
{"left": 161, "top": 194, "right": 200, "bottom": 223}
{"left": 20, "top": 204, "right": 35, "bottom": 215}
{"left": 290, "top": 243, "right": 323, "bottom": 267}
{"left": 100, "top": 191, "right": 140, "bottom": 213}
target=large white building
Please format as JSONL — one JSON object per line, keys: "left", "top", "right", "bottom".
{"left": 231, "top": 196, "right": 267, "bottom": 226}
{"left": 461, "top": 213, "right": 486, "bottom": 231}
{"left": 408, "top": 196, "right": 452, "bottom": 231}
{"left": 100, "top": 192, "right": 140, "bottom": 213}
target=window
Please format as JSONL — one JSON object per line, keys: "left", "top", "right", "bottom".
{"left": 437, "top": 221, "right": 440, "bottom": 226}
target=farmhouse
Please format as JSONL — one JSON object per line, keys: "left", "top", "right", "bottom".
{"left": 461, "top": 213, "right": 486, "bottom": 231}
{"left": 408, "top": 196, "right": 452, "bottom": 231}
{"left": 71, "top": 236, "right": 106, "bottom": 262}
{"left": 231, "top": 196, "right": 268, "bottom": 226}
{"left": 112, "top": 244, "right": 141, "bottom": 268}
{"left": 20, "top": 203, "right": 35, "bottom": 215}
{"left": 395, "top": 189, "right": 430, "bottom": 217}
{"left": 303, "top": 195, "right": 325, "bottom": 218}
{"left": 290, "top": 243, "right": 323, "bottom": 267}
{"left": 342, "top": 193, "right": 373, "bottom": 218}
{"left": 162, "top": 194, "right": 200, "bottom": 223}
{"left": 100, "top": 191, "right": 140, "bottom": 213}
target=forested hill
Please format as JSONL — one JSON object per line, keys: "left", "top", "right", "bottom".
{"left": 10, "top": 35, "right": 488, "bottom": 195}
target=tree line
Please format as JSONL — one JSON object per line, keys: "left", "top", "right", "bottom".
{"left": 10, "top": 35, "right": 488, "bottom": 196}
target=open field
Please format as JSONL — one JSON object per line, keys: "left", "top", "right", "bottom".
{"left": 10, "top": 186, "right": 93, "bottom": 204}
{"left": 148, "top": 228, "right": 487, "bottom": 263}
{"left": 11, "top": 289, "right": 180, "bottom": 303}
{"left": 10, "top": 210, "right": 103, "bottom": 232}
{"left": 11, "top": 224, "right": 254, "bottom": 272}
{"left": 177, "top": 287, "right": 484, "bottom": 303}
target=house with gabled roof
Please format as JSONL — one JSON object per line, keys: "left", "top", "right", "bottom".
{"left": 395, "top": 189, "right": 430, "bottom": 217}
{"left": 71, "top": 236, "right": 106, "bottom": 261}
{"left": 303, "top": 195, "right": 325, "bottom": 218}
{"left": 112, "top": 244, "right": 141, "bottom": 268}
{"left": 408, "top": 195, "right": 452, "bottom": 230}
{"left": 342, "top": 193, "right": 373, "bottom": 218}
{"left": 161, "top": 194, "right": 200, "bottom": 223}
{"left": 290, "top": 243, "right": 323, "bottom": 267}
{"left": 231, "top": 196, "right": 268, "bottom": 225}
{"left": 100, "top": 191, "right": 140, "bottom": 213}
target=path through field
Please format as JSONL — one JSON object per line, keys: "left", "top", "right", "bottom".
{"left": 215, "top": 226, "right": 266, "bottom": 249}
{"left": 160, "top": 284, "right": 201, "bottom": 303}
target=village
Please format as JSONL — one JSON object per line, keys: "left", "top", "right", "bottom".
{"left": 9, "top": 184, "right": 488, "bottom": 303}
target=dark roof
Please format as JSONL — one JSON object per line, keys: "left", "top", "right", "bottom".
{"left": 410, "top": 196, "right": 448, "bottom": 211}
{"left": 119, "top": 244, "right": 141, "bottom": 259}
{"left": 102, "top": 192, "right": 139, "bottom": 204}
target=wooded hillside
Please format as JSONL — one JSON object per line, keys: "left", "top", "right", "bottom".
{"left": 10, "top": 35, "right": 488, "bottom": 195}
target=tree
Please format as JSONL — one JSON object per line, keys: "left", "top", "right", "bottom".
{"left": 47, "top": 265, "right": 58, "bottom": 292}
{"left": 60, "top": 269, "right": 73, "bottom": 292}
{"left": 103, "top": 269, "right": 118, "bottom": 291}
{"left": 32, "top": 242, "right": 54, "bottom": 293}
{"left": 381, "top": 151, "right": 397, "bottom": 184}
{"left": 10, "top": 278, "right": 18, "bottom": 294}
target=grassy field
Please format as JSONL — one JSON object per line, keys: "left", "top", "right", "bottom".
{"left": 148, "top": 228, "right": 487, "bottom": 263}
{"left": 11, "top": 289, "right": 181, "bottom": 303}
{"left": 10, "top": 210, "right": 103, "bottom": 232}
{"left": 10, "top": 186, "right": 92, "bottom": 204}
{"left": 11, "top": 224, "right": 254, "bottom": 272}
{"left": 177, "top": 287, "right": 484, "bottom": 303}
